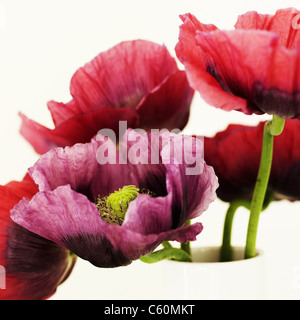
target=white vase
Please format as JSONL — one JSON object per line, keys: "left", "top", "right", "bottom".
{"left": 162, "top": 246, "right": 266, "bottom": 300}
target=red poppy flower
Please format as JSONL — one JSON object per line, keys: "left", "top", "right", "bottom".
{"left": 176, "top": 8, "right": 300, "bottom": 118}
{"left": 0, "top": 174, "right": 76, "bottom": 300}
{"left": 20, "top": 40, "right": 194, "bottom": 154}
{"left": 204, "top": 119, "right": 300, "bottom": 202}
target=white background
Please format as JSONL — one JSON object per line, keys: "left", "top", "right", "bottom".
{"left": 1, "top": 0, "right": 300, "bottom": 300}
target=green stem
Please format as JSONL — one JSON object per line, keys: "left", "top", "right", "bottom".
{"left": 180, "top": 220, "right": 191, "bottom": 255}
{"left": 161, "top": 241, "right": 172, "bottom": 249}
{"left": 245, "top": 115, "right": 285, "bottom": 259}
{"left": 221, "top": 199, "right": 250, "bottom": 262}
{"left": 266, "top": 115, "right": 285, "bottom": 136}
{"left": 140, "top": 248, "right": 192, "bottom": 263}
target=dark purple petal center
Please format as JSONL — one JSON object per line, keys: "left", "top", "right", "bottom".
{"left": 61, "top": 233, "right": 130, "bottom": 268}
{"left": 252, "top": 81, "right": 300, "bottom": 118}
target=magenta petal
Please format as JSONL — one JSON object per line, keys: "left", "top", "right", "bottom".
{"left": 89, "top": 218, "right": 203, "bottom": 262}
{"left": 123, "top": 193, "right": 173, "bottom": 235}
{"left": 161, "top": 133, "right": 218, "bottom": 225}
{"left": 10, "top": 185, "right": 131, "bottom": 267}
{"left": 10, "top": 185, "right": 204, "bottom": 267}
{"left": 114, "top": 222, "right": 204, "bottom": 261}
{"left": 28, "top": 140, "right": 99, "bottom": 193}
{"left": 162, "top": 222, "right": 203, "bottom": 244}
{"left": 28, "top": 137, "right": 143, "bottom": 201}
{"left": 120, "top": 131, "right": 218, "bottom": 231}
{"left": 10, "top": 185, "right": 102, "bottom": 247}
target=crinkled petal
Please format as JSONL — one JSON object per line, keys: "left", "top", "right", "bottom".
{"left": 28, "top": 137, "right": 146, "bottom": 201}
{"left": 10, "top": 185, "right": 203, "bottom": 268}
{"left": 195, "top": 30, "right": 279, "bottom": 113}
{"left": 28, "top": 140, "right": 100, "bottom": 194}
{"left": 195, "top": 28, "right": 300, "bottom": 118}
{"left": 47, "top": 99, "right": 81, "bottom": 127}
{"left": 68, "top": 40, "right": 178, "bottom": 115}
{"left": 21, "top": 39, "right": 192, "bottom": 155}
{"left": 177, "top": 11, "right": 300, "bottom": 118}
{"left": 110, "top": 222, "right": 204, "bottom": 261}
{"left": 235, "top": 8, "right": 300, "bottom": 49}
{"left": 122, "top": 194, "right": 173, "bottom": 235}
{"left": 176, "top": 13, "right": 218, "bottom": 65}
{"left": 10, "top": 185, "right": 128, "bottom": 268}
{"left": 121, "top": 130, "right": 218, "bottom": 231}
{"left": 234, "top": 11, "right": 273, "bottom": 31}
{"left": 119, "top": 129, "right": 168, "bottom": 196}
{"left": 176, "top": 13, "right": 250, "bottom": 115}
{"left": 161, "top": 133, "right": 218, "bottom": 227}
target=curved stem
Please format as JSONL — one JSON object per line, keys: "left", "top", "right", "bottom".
{"left": 266, "top": 115, "right": 285, "bottom": 136}
{"left": 140, "top": 248, "right": 192, "bottom": 263}
{"left": 245, "top": 116, "right": 285, "bottom": 259}
{"left": 221, "top": 199, "right": 250, "bottom": 262}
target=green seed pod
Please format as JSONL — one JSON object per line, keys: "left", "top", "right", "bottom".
{"left": 106, "top": 185, "right": 140, "bottom": 218}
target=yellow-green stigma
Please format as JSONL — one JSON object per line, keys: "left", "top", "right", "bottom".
{"left": 95, "top": 195, "right": 124, "bottom": 226}
{"left": 106, "top": 185, "right": 140, "bottom": 218}
{"left": 95, "top": 186, "right": 155, "bottom": 226}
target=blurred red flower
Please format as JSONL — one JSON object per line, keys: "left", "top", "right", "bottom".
{"left": 0, "top": 174, "right": 76, "bottom": 300}
{"left": 204, "top": 119, "right": 300, "bottom": 202}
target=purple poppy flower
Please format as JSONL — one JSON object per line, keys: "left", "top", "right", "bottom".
{"left": 10, "top": 130, "right": 218, "bottom": 268}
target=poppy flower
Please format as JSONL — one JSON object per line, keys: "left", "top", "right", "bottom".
{"left": 176, "top": 8, "right": 300, "bottom": 118}
{"left": 20, "top": 40, "right": 194, "bottom": 155}
{"left": 0, "top": 174, "right": 76, "bottom": 300}
{"left": 10, "top": 130, "right": 218, "bottom": 268}
{"left": 203, "top": 119, "right": 300, "bottom": 203}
